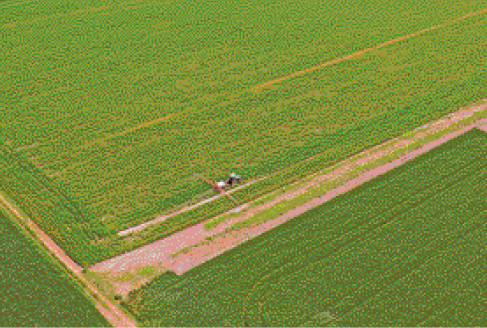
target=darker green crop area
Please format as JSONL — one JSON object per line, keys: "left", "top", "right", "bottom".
{"left": 124, "top": 128, "right": 487, "bottom": 327}
{"left": 0, "top": 209, "right": 110, "bottom": 327}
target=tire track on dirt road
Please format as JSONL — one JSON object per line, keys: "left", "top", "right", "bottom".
{"left": 253, "top": 7, "right": 487, "bottom": 91}
{"left": 0, "top": 192, "right": 137, "bottom": 328}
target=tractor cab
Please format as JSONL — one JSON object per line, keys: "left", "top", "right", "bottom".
{"left": 227, "top": 173, "right": 241, "bottom": 186}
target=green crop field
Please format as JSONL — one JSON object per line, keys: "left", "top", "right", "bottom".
{"left": 0, "top": 208, "right": 110, "bottom": 327}
{"left": 1, "top": 0, "right": 487, "bottom": 267}
{"left": 0, "top": 108, "right": 480, "bottom": 267}
{"left": 123, "top": 128, "right": 487, "bottom": 327}
{"left": 0, "top": 0, "right": 487, "bottom": 108}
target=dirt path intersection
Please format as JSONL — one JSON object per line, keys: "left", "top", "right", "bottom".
{"left": 0, "top": 193, "right": 137, "bottom": 328}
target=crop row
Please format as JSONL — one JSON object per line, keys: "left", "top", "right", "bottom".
{"left": 243, "top": 167, "right": 487, "bottom": 326}
{"left": 336, "top": 222, "right": 487, "bottom": 326}
{"left": 416, "top": 284, "right": 487, "bottom": 327}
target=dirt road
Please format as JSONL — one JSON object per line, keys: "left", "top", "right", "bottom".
{"left": 0, "top": 193, "right": 137, "bottom": 328}
{"left": 90, "top": 103, "right": 486, "bottom": 292}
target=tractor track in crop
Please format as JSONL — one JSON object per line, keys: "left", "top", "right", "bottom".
{"left": 0, "top": 192, "right": 137, "bottom": 328}
{"left": 253, "top": 7, "right": 487, "bottom": 91}
{"left": 117, "top": 175, "right": 267, "bottom": 237}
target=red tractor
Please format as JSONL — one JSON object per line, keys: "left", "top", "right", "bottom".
{"left": 198, "top": 173, "right": 242, "bottom": 204}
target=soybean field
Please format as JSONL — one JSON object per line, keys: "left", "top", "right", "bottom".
{"left": 123, "top": 128, "right": 487, "bottom": 327}
{"left": 1, "top": 0, "right": 487, "bottom": 266}
{"left": 1, "top": 0, "right": 487, "bottom": 108}
{"left": 0, "top": 106, "right": 477, "bottom": 267}
{"left": 0, "top": 208, "right": 110, "bottom": 327}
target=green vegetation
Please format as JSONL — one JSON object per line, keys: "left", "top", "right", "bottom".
{"left": 1, "top": 0, "right": 487, "bottom": 266}
{"left": 124, "top": 128, "right": 487, "bottom": 327}
{"left": 0, "top": 208, "right": 110, "bottom": 327}
{"left": 1, "top": 0, "right": 486, "bottom": 107}
{"left": 205, "top": 108, "right": 487, "bottom": 231}
{"left": 0, "top": 107, "right": 475, "bottom": 266}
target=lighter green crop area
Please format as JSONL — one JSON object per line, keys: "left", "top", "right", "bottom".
{"left": 0, "top": 208, "right": 110, "bottom": 327}
{"left": 1, "top": 0, "right": 487, "bottom": 266}
{"left": 123, "top": 128, "right": 487, "bottom": 327}
{"left": 0, "top": 0, "right": 486, "bottom": 107}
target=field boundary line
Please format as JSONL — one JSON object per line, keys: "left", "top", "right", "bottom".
{"left": 253, "top": 7, "right": 487, "bottom": 91}
{"left": 0, "top": 191, "right": 138, "bottom": 327}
